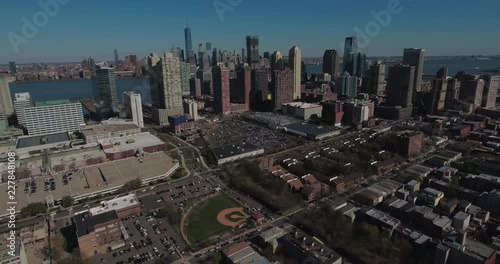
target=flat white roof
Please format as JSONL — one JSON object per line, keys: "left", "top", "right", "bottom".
{"left": 282, "top": 102, "right": 321, "bottom": 109}
{"left": 88, "top": 194, "right": 139, "bottom": 216}
{"left": 99, "top": 132, "right": 165, "bottom": 154}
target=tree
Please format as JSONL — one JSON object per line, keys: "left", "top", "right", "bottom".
{"left": 118, "top": 178, "right": 143, "bottom": 193}
{"left": 61, "top": 196, "right": 74, "bottom": 208}
{"left": 15, "top": 167, "right": 32, "bottom": 179}
{"left": 21, "top": 202, "right": 47, "bottom": 217}
{"left": 211, "top": 252, "right": 222, "bottom": 264}
{"left": 68, "top": 162, "right": 77, "bottom": 170}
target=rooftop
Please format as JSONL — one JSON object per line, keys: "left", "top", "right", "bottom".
{"left": 285, "top": 122, "right": 338, "bottom": 137}
{"left": 74, "top": 210, "right": 118, "bottom": 237}
{"left": 454, "top": 211, "right": 471, "bottom": 221}
{"left": 86, "top": 194, "right": 139, "bottom": 216}
{"left": 259, "top": 227, "right": 285, "bottom": 242}
{"left": 211, "top": 142, "right": 262, "bottom": 160}
{"left": 34, "top": 99, "right": 73, "bottom": 107}
{"left": 16, "top": 132, "right": 71, "bottom": 149}
{"left": 282, "top": 102, "right": 322, "bottom": 109}
{"left": 82, "top": 123, "right": 139, "bottom": 137}
{"left": 99, "top": 132, "right": 165, "bottom": 154}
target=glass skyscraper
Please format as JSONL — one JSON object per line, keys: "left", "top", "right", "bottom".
{"left": 184, "top": 25, "right": 192, "bottom": 62}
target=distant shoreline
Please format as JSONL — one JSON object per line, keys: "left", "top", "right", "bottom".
{"left": 11, "top": 75, "right": 145, "bottom": 84}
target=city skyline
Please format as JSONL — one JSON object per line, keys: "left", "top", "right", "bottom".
{"left": 1, "top": 0, "right": 500, "bottom": 63}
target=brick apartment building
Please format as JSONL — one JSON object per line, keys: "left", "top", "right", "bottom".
{"left": 396, "top": 132, "right": 423, "bottom": 158}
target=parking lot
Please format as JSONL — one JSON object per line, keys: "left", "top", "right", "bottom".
{"left": 89, "top": 210, "right": 182, "bottom": 264}
{"left": 202, "top": 119, "right": 304, "bottom": 154}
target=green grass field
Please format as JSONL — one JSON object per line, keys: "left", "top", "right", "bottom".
{"left": 184, "top": 194, "right": 241, "bottom": 245}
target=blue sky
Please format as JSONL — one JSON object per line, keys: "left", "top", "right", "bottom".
{"left": 0, "top": 0, "right": 499, "bottom": 63}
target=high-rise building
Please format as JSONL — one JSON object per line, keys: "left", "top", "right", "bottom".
{"left": 236, "top": 66, "right": 252, "bottom": 111}
{"left": 0, "top": 78, "right": 14, "bottom": 117}
{"left": 129, "top": 55, "right": 137, "bottom": 65}
{"left": 335, "top": 73, "right": 358, "bottom": 98}
{"left": 288, "top": 46, "right": 302, "bottom": 100}
{"left": 197, "top": 69, "right": 213, "bottom": 95}
{"left": 271, "top": 51, "right": 283, "bottom": 71}
{"left": 343, "top": 37, "right": 358, "bottom": 70}
{"left": 241, "top": 48, "right": 245, "bottom": 63}
{"left": 9, "top": 61, "right": 17, "bottom": 74}
{"left": 322, "top": 100, "right": 344, "bottom": 126}
{"left": 322, "top": 50, "right": 340, "bottom": 77}
{"left": 246, "top": 35, "right": 260, "bottom": 69}
{"left": 386, "top": 64, "right": 415, "bottom": 108}
{"left": 213, "top": 66, "right": 231, "bottom": 115}
{"left": 114, "top": 49, "right": 119, "bottom": 70}
{"left": 201, "top": 53, "right": 211, "bottom": 69}
{"left": 356, "top": 53, "right": 367, "bottom": 77}
{"left": 252, "top": 68, "right": 270, "bottom": 107}
{"left": 402, "top": 48, "right": 425, "bottom": 94}
{"left": 445, "top": 78, "right": 460, "bottom": 109}
{"left": 13, "top": 92, "right": 32, "bottom": 126}
{"left": 206, "top": 42, "right": 212, "bottom": 52}
{"left": 149, "top": 53, "right": 184, "bottom": 124}
{"left": 24, "top": 100, "right": 84, "bottom": 135}
{"left": 481, "top": 75, "right": 500, "bottom": 109}
{"left": 123, "top": 92, "right": 144, "bottom": 128}
{"left": 212, "top": 48, "right": 219, "bottom": 66}
{"left": 364, "top": 61, "right": 386, "bottom": 96}
{"left": 93, "top": 66, "right": 119, "bottom": 115}
{"left": 263, "top": 52, "right": 270, "bottom": 59}
{"left": 190, "top": 77, "right": 201, "bottom": 97}
{"left": 456, "top": 73, "right": 484, "bottom": 107}
{"left": 88, "top": 57, "right": 96, "bottom": 70}
{"left": 271, "top": 67, "right": 294, "bottom": 110}
{"left": 180, "top": 62, "right": 191, "bottom": 96}
{"left": 184, "top": 24, "right": 192, "bottom": 61}
{"left": 436, "top": 67, "right": 448, "bottom": 79}
{"left": 425, "top": 78, "right": 449, "bottom": 115}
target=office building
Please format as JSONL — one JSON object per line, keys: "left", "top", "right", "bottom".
{"left": 74, "top": 211, "right": 122, "bottom": 258}
{"left": 114, "top": 49, "right": 119, "bottom": 70}
{"left": 335, "top": 72, "right": 358, "bottom": 97}
{"left": 13, "top": 92, "right": 33, "bottom": 125}
{"left": 190, "top": 77, "right": 201, "bottom": 97}
{"left": 201, "top": 53, "right": 210, "bottom": 69}
{"left": 180, "top": 62, "right": 191, "bottom": 96}
{"left": 213, "top": 66, "right": 231, "bottom": 115}
{"left": 323, "top": 49, "right": 340, "bottom": 77}
{"left": 196, "top": 69, "right": 213, "bottom": 95}
{"left": 252, "top": 67, "right": 270, "bottom": 108}
{"left": 364, "top": 61, "right": 386, "bottom": 95}
{"left": 123, "top": 92, "right": 144, "bottom": 128}
{"left": 424, "top": 78, "right": 449, "bottom": 115}
{"left": 456, "top": 73, "right": 485, "bottom": 107}
{"left": 183, "top": 99, "right": 199, "bottom": 120}
{"left": 436, "top": 67, "right": 448, "bottom": 79}
{"left": 184, "top": 24, "right": 192, "bottom": 61}
{"left": 322, "top": 100, "right": 344, "bottom": 126}
{"left": 402, "top": 48, "right": 425, "bottom": 94}
{"left": 0, "top": 78, "right": 14, "bottom": 117}
{"left": 271, "top": 51, "right": 284, "bottom": 70}
{"left": 149, "top": 53, "right": 184, "bottom": 125}
{"left": 343, "top": 100, "right": 371, "bottom": 125}
{"left": 93, "top": 66, "right": 119, "bottom": 115}
{"left": 212, "top": 48, "right": 219, "bottom": 65}
{"left": 271, "top": 68, "right": 294, "bottom": 110}
{"left": 88, "top": 57, "right": 96, "bottom": 70}
{"left": 481, "top": 75, "right": 500, "bottom": 108}
{"left": 386, "top": 64, "right": 415, "bottom": 108}
{"left": 289, "top": 46, "right": 302, "bottom": 100}
{"left": 343, "top": 37, "right": 358, "bottom": 70}
{"left": 9, "top": 61, "right": 17, "bottom": 74}
{"left": 205, "top": 42, "right": 212, "bottom": 52}
{"left": 24, "top": 100, "right": 84, "bottom": 135}
{"left": 445, "top": 78, "right": 461, "bottom": 109}
{"left": 246, "top": 35, "right": 260, "bottom": 69}
{"left": 356, "top": 52, "right": 368, "bottom": 77}
{"left": 235, "top": 66, "right": 251, "bottom": 111}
